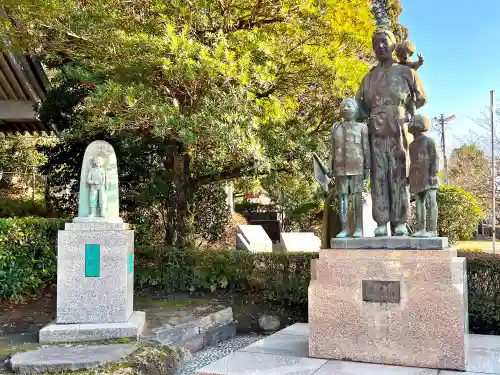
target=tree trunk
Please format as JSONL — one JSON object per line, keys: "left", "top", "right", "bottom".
{"left": 172, "top": 142, "right": 194, "bottom": 248}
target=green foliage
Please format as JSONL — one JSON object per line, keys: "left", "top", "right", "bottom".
{"left": 193, "top": 184, "right": 230, "bottom": 243}
{"left": 463, "top": 251, "right": 500, "bottom": 334}
{"left": 0, "top": 134, "right": 54, "bottom": 174}
{"left": 458, "top": 247, "right": 484, "bottom": 252}
{"left": 371, "top": 0, "right": 408, "bottom": 42}
{"left": 0, "top": 218, "right": 65, "bottom": 300}
{"left": 437, "top": 186, "right": 483, "bottom": 243}
{"left": 135, "top": 246, "right": 315, "bottom": 305}
{"left": 3, "top": 0, "right": 376, "bottom": 246}
{"left": 3, "top": 223, "right": 500, "bottom": 335}
{"left": 0, "top": 198, "right": 48, "bottom": 218}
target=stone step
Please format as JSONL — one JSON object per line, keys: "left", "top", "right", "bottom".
{"left": 8, "top": 344, "right": 136, "bottom": 374}
{"left": 143, "top": 307, "right": 236, "bottom": 353}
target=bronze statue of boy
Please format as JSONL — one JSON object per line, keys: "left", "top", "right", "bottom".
{"left": 408, "top": 114, "right": 439, "bottom": 237}
{"left": 329, "top": 98, "right": 370, "bottom": 238}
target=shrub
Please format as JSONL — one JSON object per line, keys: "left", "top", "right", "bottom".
{"left": 437, "top": 186, "right": 483, "bottom": 243}
{"left": 135, "top": 247, "right": 500, "bottom": 334}
{"left": 457, "top": 247, "right": 483, "bottom": 252}
{"left": 0, "top": 218, "right": 65, "bottom": 300}
{"left": 0, "top": 198, "right": 48, "bottom": 218}
{"left": 135, "top": 246, "right": 316, "bottom": 305}
{"left": 462, "top": 250, "right": 500, "bottom": 334}
{"left": 193, "top": 184, "right": 230, "bottom": 243}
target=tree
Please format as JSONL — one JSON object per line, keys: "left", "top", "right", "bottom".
{"left": 448, "top": 144, "right": 491, "bottom": 213}
{"left": 0, "top": 133, "right": 55, "bottom": 198}
{"left": 437, "top": 186, "right": 483, "bottom": 243}
{"left": 2, "top": 1, "right": 376, "bottom": 247}
{"left": 371, "top": 0, "right": 408, "bottom": 42}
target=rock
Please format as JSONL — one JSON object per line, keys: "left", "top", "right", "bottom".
{"left": 146, "top": 307, "right": 235, "bottom": 353}
{"left": 9, "top": 344, "right": 136, "bottom": 374}
{"left": 258, "top": 315, "right": 281, "bottom": 331}
{"left": 132, "top": 345, "right": 192, "bottom": 375}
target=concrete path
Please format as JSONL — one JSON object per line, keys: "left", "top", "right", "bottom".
{"left": 195, "top": 323, "right": 500, "bottom": 375}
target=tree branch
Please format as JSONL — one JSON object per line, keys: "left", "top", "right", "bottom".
{"left": 195, "top": 16, "right": 285, "bottom": 37}
{"left": 194, "top": 162, "right": 292, "bottom": 185}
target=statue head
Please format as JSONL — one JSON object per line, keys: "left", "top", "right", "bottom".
{"left": 409, "top": 114, "right": 430, "bottom": 135}
{"left": 395, "top": 39, "right": 416, "bottom": 63}
{"left": 340, "top": 98, "right": 357, "bottom": 121}
{"left": 92, "top": 156, "right": 103, "bottom": 168}
{"left": 372, "top": 29, "right": 397, "bottom": 62}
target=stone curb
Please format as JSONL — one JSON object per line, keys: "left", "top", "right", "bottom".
{"left": 9, "top": 344, "right": 136, "bottom": 374}
{"left": 146, "top": 307, "right": 236, "bottom": 353}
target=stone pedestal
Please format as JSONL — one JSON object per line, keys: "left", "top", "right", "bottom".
{"left": 308, "top": 246, "right": 468, "bottom": 370}
{"left": 39, "top": 221, "right": 145, "bottom": 344}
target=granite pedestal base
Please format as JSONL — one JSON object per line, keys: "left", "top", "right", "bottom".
{"left": 308, "top": 249, "right": 468, "bottom": 370}
{"left": 56, "top": 222, "right": 134, "bottom": 324}
{"left": 330, "top": 236, "right": 449, "bottom": 250}
{"left": 39, "top": 220, "right": 144, "bottom": 344}
{"left": 39, "top": 311, "right": 146, "bottom": 344}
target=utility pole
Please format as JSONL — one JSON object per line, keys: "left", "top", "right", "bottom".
{"left": 433, "top": 114, "right": 456, "bottom": 186}
{"left": 491, "top": 90, "right": 496, "bottom": 254}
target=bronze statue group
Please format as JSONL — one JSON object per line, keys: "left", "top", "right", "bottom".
{"left": 324, "top": 29, "right": 438, "bottom": 240}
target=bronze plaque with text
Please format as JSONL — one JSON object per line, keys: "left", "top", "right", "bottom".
{"left": 362, "top": 280, "right": 400, "bottom": 303}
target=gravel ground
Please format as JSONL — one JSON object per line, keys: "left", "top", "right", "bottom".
{"left": 178, "top": 334, "right": 264, "bottom": 375}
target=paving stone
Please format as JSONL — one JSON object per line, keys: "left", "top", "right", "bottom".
{"left": 277, "top": 323, "right": 309, "bottom": 336}
{"left": 465, "top": 348, "right": 500, "bottom": 374}
{"left": 194, "top": 351, "right": 326, "bottom": 375}
{"left": 238, "top": 333, "right": 308, "bottom": 357}
{"left": 9, "top": 344, "right": 136, "bottom": 374}
{"left": 469, "top": 333, "right": 500, "bottom": 350}
{"left": 313, "top": 360, "right": 438, "bottom": 374}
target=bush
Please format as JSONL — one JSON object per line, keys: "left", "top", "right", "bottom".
{"left": 0, "top": 198, "right": 48, "bottom": 218}
{"left": 462, "top": 250, "right": 500, "bottom": 334}
{"left": 4, "top": 223, "right": 500, "bottom": 335}
{"left": 437, "top": 186, "right": 483, "bottom": 243}
{"left": 135, "top": 247, "right": 500, "bottom": 334}
{"left": 0, "top": 218, "right": 65, "bottom": 300}
{"left": 135, "top": 246, "right": 316, "bottom": 305}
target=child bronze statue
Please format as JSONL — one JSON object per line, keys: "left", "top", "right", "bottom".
{"left": 408, "top": 114, "right": 439, "bottom": 237}
{"left": 329, "top": 98, "right": 370, "bottom": 238}
{"left": 396, "top": 39, "right": 424, "bottom": 71}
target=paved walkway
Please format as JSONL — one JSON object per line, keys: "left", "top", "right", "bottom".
{"left": 195, "top": 323, "right": 500, "bottom": 375}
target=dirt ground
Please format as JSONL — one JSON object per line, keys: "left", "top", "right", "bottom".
{"left": 0, "top": 288, "right": 306, "bottom": 369}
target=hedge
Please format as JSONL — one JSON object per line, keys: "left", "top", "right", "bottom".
{"left": 136, "top": 247, "right": 500, "bottom": 335}
{"left": 1, "top": 218, "right": 500, "bottom": 334}
{"left": 0, "top": 218, "right": 65, "bottom": 300}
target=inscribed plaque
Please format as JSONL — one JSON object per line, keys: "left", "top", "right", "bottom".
{"left": 128, "top": 252, "right": 133, "bottom": 273}
{"left": 362, "top": 280, "right": 400, "bottom": 303}
{"left": 85, "top": 244, "right": 100, "bottom": 277}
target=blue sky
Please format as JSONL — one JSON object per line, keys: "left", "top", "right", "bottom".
{"left": 399, "top": 0, "right": 500, "bottom": 152}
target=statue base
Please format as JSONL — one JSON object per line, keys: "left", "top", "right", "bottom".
{"left": 330, "top": 236, "right": 448, "bottom": 250}
{"left": 39, "top": 311, "right": 146, "bottom": 344}
{"left": 39, "top": 220, "right": 144, "bottom": 344}
{"left": 73, "top": 216, "right": 124, "bottom": 223}
{"left": 309, "top": 248, "right": 468, "bottom": 370}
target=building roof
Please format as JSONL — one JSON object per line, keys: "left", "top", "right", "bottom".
{"left": 0, "top": 50, "right": 55, "bottom": 134}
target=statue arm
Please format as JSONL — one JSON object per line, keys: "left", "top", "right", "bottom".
{"left": 355, "top": 78, "right": 370, "bottom": 122}
{"left": 411, "top": 69, "right": 427, "bottom": 109}
{"left": 362, "top": 125, "right": 371, "bottom": 172}
{"left": 428, "top": 139, "right": 439, "bottom": 182}
{"left": 328, "top": 124, "right": 336, "bottom": 177}
{"left": 87, "top": 170, "right": 93, "bottom": 185}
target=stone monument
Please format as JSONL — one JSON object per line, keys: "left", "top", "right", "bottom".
{"left": 39, "top": 140, "right": 146, "bottom": 344}
{"left": 309, "top": 30, "right": 468, "bottom": 371}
